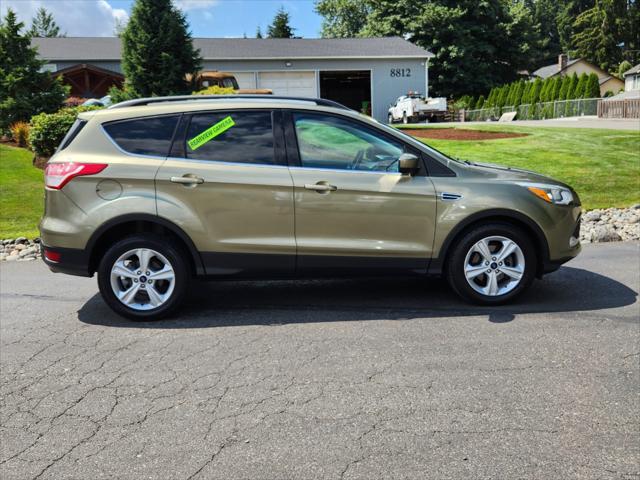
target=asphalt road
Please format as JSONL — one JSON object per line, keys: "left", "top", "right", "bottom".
{"left": 1, "top": 242, "right": 638, "bottom": 480}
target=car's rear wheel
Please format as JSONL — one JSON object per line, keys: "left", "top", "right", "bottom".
{"left": 446, "top": 224, "right": 537, "bottom": 305}
{"left": 97, "top": 235, "right": 189, "bottom": 320}
{"left": 402, "top": 112, "right": 408, "bottom": 124}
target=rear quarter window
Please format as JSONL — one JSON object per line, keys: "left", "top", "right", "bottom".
{"left": 103, "top": 115, "right": 180, "bottom": 157}
{"left": 185, "top": 111, "right": 275, "bottom": 165}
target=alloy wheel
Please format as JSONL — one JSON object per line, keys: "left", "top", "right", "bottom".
{"left": 463, "top": 236, "right": 525, "bottom": 297}
{"left": 110, "top": 248, "right": 176, "bottom": 311}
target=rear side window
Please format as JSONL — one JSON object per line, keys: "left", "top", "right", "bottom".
{"left": 56, "top": 119, "right": 87, "bottom": 153}
{"left": 185, "top": 111, "right": 274, "bottom": 165}
{"left": 104, "top": 115, "right": 179, "bottom": 157}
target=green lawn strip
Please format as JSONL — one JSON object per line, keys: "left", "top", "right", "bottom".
{"left": 0, "top": 145, "right": 43, "bottom": 239}
{"left": 401, "top": 125, "right": 640, "bottom": 210}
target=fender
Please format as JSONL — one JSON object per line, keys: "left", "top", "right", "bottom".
{"left": 428, "top": 208, "right": 550, "bottom": 276}
{"left": 85, "top": 213, "right": 205, "bottom": 275}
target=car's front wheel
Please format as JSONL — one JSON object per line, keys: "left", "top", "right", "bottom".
{"left": 97, "top": 235, "right": 189, "bottom": 320}
{"left": 388, "top": 113, "right": 394, "bottom": 124}
{"left": 446, "top": 224, "right": 537, "bottom": 305}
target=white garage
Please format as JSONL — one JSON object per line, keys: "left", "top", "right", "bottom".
{"left": 257, "top": 71, "right": 317, "bottom": 97}
{"left": 229, "top": 71, "right": 256, "bottom": 89}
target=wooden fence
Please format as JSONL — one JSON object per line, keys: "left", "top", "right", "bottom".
{"left": 597, "top": 98, "right": 640, "bottom": 118}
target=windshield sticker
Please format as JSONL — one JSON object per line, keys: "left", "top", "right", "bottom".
{"left": 187, "top": 116, "right": 235, "bottom": 150}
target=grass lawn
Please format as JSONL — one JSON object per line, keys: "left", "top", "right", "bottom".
{"left": 399, "top": 124, "right": 640, "bottom": 209}
{"left": 0, "top": 145, "right": 42, "bottom": 239}
{"left": 0, "top": 125, "right": 638, "bottom": 238}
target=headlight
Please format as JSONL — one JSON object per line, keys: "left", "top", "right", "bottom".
{"left": 518, "top": 182, "right": 574, "bottom": 205}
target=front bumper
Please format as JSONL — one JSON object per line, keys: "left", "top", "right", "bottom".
{"left": 41, "top": 243, "right": 92, "bottom": 277}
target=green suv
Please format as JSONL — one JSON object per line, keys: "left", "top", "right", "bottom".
{"left": 40, "top": 95, "right": 581, "bottom": 320}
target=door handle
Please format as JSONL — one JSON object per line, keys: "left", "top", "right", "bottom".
{"left": 304, "top": 182, "right": 337, "bottom": 192}
{"left": 170, "top": 175, "right": 204, "bottom": 185}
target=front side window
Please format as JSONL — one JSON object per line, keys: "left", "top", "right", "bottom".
{"left": 103, "top": 115, "right": 179, "bottom": 157}
{"left": 293, "top": 113, "right": 406, "bottom": 173}
{"left": 185, "top": 111, "right": 275, "bottom": 165}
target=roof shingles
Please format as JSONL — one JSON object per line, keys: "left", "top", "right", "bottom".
{"left": 32, "top": 37, "right": 433, "bottom": 61}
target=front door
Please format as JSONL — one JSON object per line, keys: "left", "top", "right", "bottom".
{"left": 155, "top": 110, "right": 295, "bottom": 276}
{"left": 285, "top": 111, "right": 437, "bottom": 274}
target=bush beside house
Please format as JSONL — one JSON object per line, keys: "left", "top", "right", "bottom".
{"left": 29, "top": 106, "right": 101, "bottom": 158}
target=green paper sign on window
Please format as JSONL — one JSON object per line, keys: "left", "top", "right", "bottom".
{"left": 187, "top": 116, "right": 235, "bottom": 150}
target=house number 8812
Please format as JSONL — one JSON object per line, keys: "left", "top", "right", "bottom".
{"left": 390, "top": 68, "right": 411, "bottom": 77}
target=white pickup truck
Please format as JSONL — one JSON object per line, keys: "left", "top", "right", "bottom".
{"left": 388, "top": 93, "right": 447, "bottom": 124}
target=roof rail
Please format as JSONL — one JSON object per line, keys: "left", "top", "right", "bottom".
{"left": 108, "top": 94, "right": 351, "bottom": 111}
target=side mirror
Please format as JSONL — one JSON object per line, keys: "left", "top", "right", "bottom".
{"left": 398, "top": 153, "right": 420, "bottom": 175}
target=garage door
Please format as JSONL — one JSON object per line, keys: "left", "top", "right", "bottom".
{"left": 257, "top": 71, "right": 317, "bottom": 97}
{"left": 230, "top": 72, "right": 256, "bottom": 89}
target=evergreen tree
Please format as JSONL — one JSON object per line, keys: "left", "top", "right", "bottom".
{"left": 499, "top": 85, "right": 511, "bottom": 107}
{"left": 506, "top": 81, "right": 518, "bottom": 106}
{"left": 557, "top": 0, "right": 595, "bottom": 53}
{"left": 618, "top": 60, "right": 632, "bottom": 77}
{"left": 559, "top": 75, "right": 571, "bottom": 99}
{"left": 29, "top": 7, "right": 64, "bottom": 37}
{"left": 267, "top": 7, "right": 295, "bottom": 38}
{"left": 361, "top": 0, "right": 534, "bottom": 98}
{"left": 572, "top": 0, "right": 627, "bottom": 72}
{"left": 530, "top": 0, "right": 564, "bottom": 66}
{"left": 120, "top": 0, "right": 201, "bottom": 97}
{"left": 476, "top": 95, "right": 485, "bottom": 109}
{"left": 315, "top": 0, "right": 370, "bottom": 38}
{"left": 0, "top": 9, "right": 67, "bottom": 131}
{"left": 539, "top": 78, "right": 551, "bottom": 102}
{"left": 522, "top": 81, "right": 532, "bottom": 104}
{"left": 486, "top": 87, "right": 497, "bottom": 107}
{"left": 574, "top": 72, "right": 588, "bottom": 98}
{"left": 565, "top": 72, "right": 579, "bottom": 99}
{"left": 551, "top": 77, "right": 563, "bottom": 100}
{"left": 256, "top": 26, "right": 263, "bottom": 38}
{"left": 529, "top": 77, "right": 543, "bottom": 103}
{"left": 513, "top": 80, "right": 525, "bottom": 106}
{"left": 585, "top": 73, "right": 601, "bottom": 97}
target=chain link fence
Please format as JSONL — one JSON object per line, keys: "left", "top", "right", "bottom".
{"left": 465, "top": 98, "right": 599, "bottom": 121}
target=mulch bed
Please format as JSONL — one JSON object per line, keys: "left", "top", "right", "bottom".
{"left": 403, "top": 128, "right": 529, "bottom": 141}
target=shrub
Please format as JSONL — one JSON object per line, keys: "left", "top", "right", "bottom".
{"left": 29, "top": 106, "right": 101, "bottom": 157}
{"left": 108, "top": 85, "right": 138, "bottom": 104}
{"left": 192, "top": 85, "right": 235, "bottom": 95}
{"left": 63, "top": 96, "right": 89, "bottom": 107}
{"left": 9, "top": 121, "right": 30, "bottom": 147}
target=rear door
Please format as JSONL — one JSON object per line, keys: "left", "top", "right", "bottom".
{"left": 155, "top": 109, "right": 295, "bottom": 276}
{"left": 284, "top": 111, "right": 437, "bottom": 274}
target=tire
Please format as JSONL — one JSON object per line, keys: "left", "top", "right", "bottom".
{"left": 388, "top": 114, "right": 394, "bottom": 124}
{"left": 402, "top": 112, "right": 408, "bottom": 124}
{"left": 97, "top": 234, "right": 189, "bottom": 321}
{"left": 445, "top": 223, "right": 537, "bottom": 305}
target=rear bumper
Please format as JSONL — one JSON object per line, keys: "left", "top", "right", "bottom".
{"left": 41, "top": 244, "right": 92, "bottom": 277}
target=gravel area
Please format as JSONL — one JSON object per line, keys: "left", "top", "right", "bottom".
{"left": 0, "top": 237, "right": 40, "bottom": 262}
{"left": 580, "top": 206, "right": 640, "bottom": 243}
{"left": 2, "top": 207, "right": 638, "bottom": 263}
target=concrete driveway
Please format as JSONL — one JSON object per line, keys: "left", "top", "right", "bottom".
{"left": 1, "top": 242, "right": 638, "bottom": 479}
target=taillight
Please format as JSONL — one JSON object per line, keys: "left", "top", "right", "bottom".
{"left": 44, "top": 249, "right": 61, "bottom": 262}
{"left": 45, "top": 162, "right": 108, "bottom": 190}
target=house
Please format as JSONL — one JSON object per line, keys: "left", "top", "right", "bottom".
{"left": 603, "top": 64, "right": 640, "bottom": 101}
{"left": 31, "top": 37, "right": 434, "bottom": 123}
{"left": 532, "top": 54, "right": 624, "bottom": 97}
{"left": 623, "top": 64, "right": 640, "bottom": 92}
